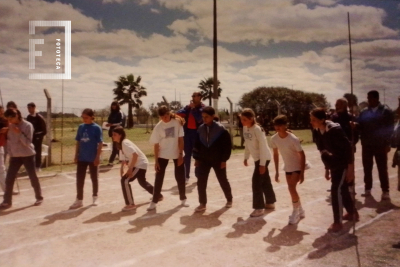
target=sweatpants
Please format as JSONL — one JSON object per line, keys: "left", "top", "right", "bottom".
{"left": 252, "top": 160, "right": 276, "bottom": 209}
{"left": 76, "top": 161, "right": 98, "bottom": 200}
{"left": 109, "top": 141, "right": 119, "bottom": 163}
{"left": 121, "top": 168, "right": 153, "bottom": 205}
{"left": 183, "top": 129, "right": 197, "bottom": 179}
{"left": 32, "top": 136, "right": 43, "bottom": 168}
{"left": 0, "top": 147, "right": 6, "bottom": 192}
{"left": 331, "top": 168, "right": 354, "bottom": 224}
{"left": 195, "top": 161, "right": 233, "bottom": 205}
{"left": 3, "top": 155, "right": 43, "bottom": 204}
{"left": 152, "top": 158, "right": 186, "bottom": 204}
{"left": 362, "top": 145, "right": 389, "bottom": 192}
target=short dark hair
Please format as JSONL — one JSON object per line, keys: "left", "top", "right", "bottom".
{"left": 273, "top": 115, "right": 288, "bottom": 125}
{"left": 310, "top": 108, "right": 327, "bottom": 121}
{"left": 82, "top": 108, "right": 95, "bottom": 118}
{"left": 27, "top": 102, "right": 36, "bottom": 108}
{"left": 4, "top": 108, "right": 22, "bottom": 120}
{"left": 158, "top": 105, "right": 170, "bottom": 116}
{"left": 6, "top": 101, "right": 17, "bottom": 109}
{"left": 367, "top": 90, "right": 379, "bottom": 99}
{"left": 202, "top": 106, "right": 215, "bottom": 116}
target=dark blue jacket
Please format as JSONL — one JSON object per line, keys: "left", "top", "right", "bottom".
{"left": 177, "top": 103, "right": 205, "bottom": 130}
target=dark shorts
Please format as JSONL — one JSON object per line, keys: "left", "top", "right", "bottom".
{"left": 286, "top": 170, "right": 301, "bottom": 175}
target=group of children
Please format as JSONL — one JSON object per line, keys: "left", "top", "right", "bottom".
{"left": 1, "top": 103, "right": 367, "bottom": 233}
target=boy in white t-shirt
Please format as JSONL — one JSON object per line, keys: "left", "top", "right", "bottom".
{"left": 147, "top": 106, "right": 188, "bottom": 211}
{"left": 271, "top": 115, "right": 306, "bottom": 224}
{"left": 112, "top": 127, "right": 158, "bottom": 212}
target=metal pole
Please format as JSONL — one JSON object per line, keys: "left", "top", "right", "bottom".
{"left": 61, "top": 65, "right": 64, "bottom": 172}
{"left": 212, "top": 0, "right": 219, "bottom": 110}
{"left": 44, "top": 89, "right": 52, "bottom": 166}
{"left": 227, "top": 97, "right": 234, "bottom": 148}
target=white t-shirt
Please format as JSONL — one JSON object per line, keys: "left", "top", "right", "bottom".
{"left": 270, "top": 132, "right": 303, "bottom": 172}
{"left": 243, "top": 124, "right": 272, "bottom": 165}
{"left": 120, "top": 139, "right": 148, "bottom": 170}
{"left": 149, "top": 118, "right": 184, "bottom": 159}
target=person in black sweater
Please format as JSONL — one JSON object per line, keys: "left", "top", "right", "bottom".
{"left": 26, "top": 102, "right": 47, "bottom": 171}
{"left": 106, "top": 101, "right": 123, "bottom": 165}
{"left": 311, "top": 108, "right": 356, "bottom": 233}
{"left": 193, "top": 106, "right": 233, "bottom": 212}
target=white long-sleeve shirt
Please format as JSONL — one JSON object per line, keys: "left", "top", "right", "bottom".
{"left": 243, "top": 124, "right": 272, "bottom": 165}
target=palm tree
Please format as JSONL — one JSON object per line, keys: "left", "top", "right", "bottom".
{"left": 198, "top": 77, "right": 222, "bottom": 106}
{"left": 113, "top": 74, "right": 147, "bottom": 128}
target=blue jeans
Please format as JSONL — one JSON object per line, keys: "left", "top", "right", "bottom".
{"left": 184, "top": 129, "right": 197, "bottom": 179}
{"left": 3, "top": 155, "right": 43, "bottom": 204}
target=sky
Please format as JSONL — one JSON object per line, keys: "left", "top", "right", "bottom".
{"left": 0, "top": 0, "right": 399, "bottom": 115}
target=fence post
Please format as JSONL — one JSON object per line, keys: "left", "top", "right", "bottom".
{"left": 226, "top": 97, "right": 234, "bottom": 148}
{"left": 44, "top": 89, "right": 52, "bottom": 165}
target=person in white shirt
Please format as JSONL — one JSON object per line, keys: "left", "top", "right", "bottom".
{"left": 271, "top": 115, "right": 306, "bottom": 224}
{"left": 112, "top": 127, "right": 159, "bottom": 212}
{"left": 147, "top": 106, "right": 188, "bottom": 211}
{"left": 241, "top": 108, "right": 276, "bottom": 217}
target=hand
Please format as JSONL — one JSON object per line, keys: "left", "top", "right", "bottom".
{"left": 325, "top": 169, "right": 331, "bottom": 181}
{"left": 349, "top": 121, "right": 357, "bottom": 129}
{"left": 299, "top": 172, "right": 305, "bottom": 184}
{"left": 11, "top": 126, "right": 21, "bottom": 134}
{"left": 126, "top": 168, "right": 133, "bottom": 178}
{"left": 155, "top": 161, "right": 160, "bottom": 172}
{"left": 385, "top": 146, "right": 391, "bottom": 153}
{"left": 93, "top": 157, "right": 100, "bottom": 166}
{"left": 0, "top": 127, "right": 8, "bottom": 134}
{"left": 194, "top": 160, "right": 200, "bottom": 167}
{"left": 259, "top": 165, "right": 266, "bottom": 175}
{"left": 220, "top": 162, "right": 226, "bottom": 169}
{"left": 177, "top": 154, "right": 184, "bottom": 166}
{"left": 275, "top": 173, "right": 280, "bottom": 183}
{"left": 189, "top": 101, "right": 195, "bottom": 108}
{"left": 243, "top": 159, "right": 248, "bottom": 166}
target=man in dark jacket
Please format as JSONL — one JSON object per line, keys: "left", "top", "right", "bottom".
{"left": 357, "top": 90, "right": 394, "bottom": 200}
{"left": 176, "top": 91, "right": 206, "bottom": 184}
{"left": 192, "top": 106, "right": 232, "bottom": 212}
{"left": 26, "top": 102, "right": 47, "bottom": 171}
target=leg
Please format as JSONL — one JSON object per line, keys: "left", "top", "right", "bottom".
{"left": 362, "top": 146, "right": 374, "bottom": 191}
{"left": 195, "top": 161, "right": 212, "bottom": 205}
{"left": 3, "top": 157, "right": 23, "bottom": 204}
{"left": 76, "top": 161, "right": 89, "bottom": 200}
{"left": 374, "top": 146, "right": 389, "bottom": 192}
{"left": 33, "top": 137, "right": 43, "bottom": 168}
{"left": 261, "top": 161, "right": 276, "bottom": 204}
{"left": 213, "top": 162, "right": 233, "bottom": 203}
{"left": 183, "top": 129, "right": 196, "bottom": 179}
{"left": 173, "top": 159, "right": 186, "bottom": 200}
{"left": 286, "top": 172, "right": 300, "bottom": 203}
{"left": 0, "top": 147, "right": 6, "bottom": 192}
{"left": 152, "top": 158, "right": 169, "bottom": 204}
{"left": 330, "top": 168, "right": 346, "bottom": 224}
{"left": 88, "top": 162, "right": 99, "bottom": 197}
{"left": 121, "top": 174, "right": 135, "bottom": 205}
{"left": 341, "top": 179, "right": 354, "bottom": 215}
{"left": 109, "top": 141, "right": 119, "bottom": 163}
{"left": 252, "top": 160, "right": 266, "bottom": 209}
{"left": 22, "top": 156, "right": 43, "bottom": 201}
{"left": 135, "top": 169, "right": 154, "bottom": 195}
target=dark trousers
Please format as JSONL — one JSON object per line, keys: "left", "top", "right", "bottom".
{"left": 331, "top": 168, "right": 354, "bottom": 224}
{"left": 184, "top": 129, "right": 197, "bottom": 179}
{"left": 195, "top": 161, "right": 233, "bottom": 205}
{"left": 121, "top": 168, "right": 153, "bottom": 205}
{"left": 362, "top": 145, "right": 389, "bottom": 192}
{"left": 76, "top": 161, "right": 98, "bottom": 200}
{"left": 252, "top": 160, "right": 276, "bottom": 209}
{"left": 109, "top": 141, "right": 119, "bottom": 163}
{"left": 152, "top": 158, "right": 186, "bottom": 203}
{"left": 3, "top": 156, "right": 43, "bottom": 204}
{"left": 32, "top": 136, "right": 43, "bottom": 168}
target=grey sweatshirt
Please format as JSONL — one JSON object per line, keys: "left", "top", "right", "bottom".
{"left": 7, "top": 120, "right": 36, "bottom": 157}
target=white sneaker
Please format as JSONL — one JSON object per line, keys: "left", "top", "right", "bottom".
{"left": 250, "top": 209, "right": 265, "bottom": 217}
{"left": 289, "top": 209, "right": 300, "bottom": 224}
{"left": 69, "top": 199, "right": 83, "bottom": 210}
{"left": 181, "top": 199, "right": 189, "bottom": 207}
{"left": 381, "top": 192, "right": 390, "bottom": 200}
{"left": 147, "top": 202, "right": 157, "bottom": 211}
{"left": 299, "top": 207, "right": 305, "bottom": 218}
{"left": 92, "top": 196, "right": 99, "bottom": 206}
{"left": 185, "top": 178, "right": 189, "bottom": 185}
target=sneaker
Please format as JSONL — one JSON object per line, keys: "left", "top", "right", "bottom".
{"left": 328, "top": 223, "right": 343, "bottom": 233}
{"left": 195, "top": 204, "right": 206, "bottom": 212}
{"left": 92, "top": 196, "right": 99, "bottom": 206}
{"left": 34, "top": 199, "right": 43, "bottom": 206}
{"left": 250, "top": 209, "right": 265, "bottom": 217}
{"left": 342, "top": 211, "right": 359, "bottom": 221}
{"left": 122, "top": 204, "right": 137, "bottom": 212}
{"left": 289, "top": 209, "right": 300, "bottom": 224}
{"left": 107, "top": 163, "right": 114, "bottom": 167}
{"left": 185, "top": 178, "right": 189, "bottom": 185}
{"left": 181, "top": 199, "right": 189, "bottom": 207}
{"left": 147, "top": 202, "right": 157, "bottom": 211}
{"left": 299, "top": 207, "right": 305, "bottom": 218}
{"left": 150, "top": 195, "right": 164, "bottom": 202}
{"left": 225, "top": 201, "right": 233, "bottom": 208}
{"left": 381, "top": 192, "right": 390, "bottom": 200}
{"left": 12, "top": 191, "right": 19, "bottom": 195}
{"left": 0, "top": 202, "right": 11, "bottom": 210}
{"left": 265, "top": 203, "right": 275, "bottom": 209}
{"left": 361, "top": 190, "right": 371, "bottom": 197}
{"left": 69, "top": 200, "right": 83, "bottom": 210}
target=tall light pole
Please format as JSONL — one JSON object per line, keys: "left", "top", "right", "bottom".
{"left": 212, "top": 0, "right": 219, "bottom": 110}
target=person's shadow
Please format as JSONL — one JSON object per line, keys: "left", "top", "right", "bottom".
{"left": 179, "top": 207, "right": 228, "bottom": 234}
{"left": 83, "top": 203, "right": 148, "bottom": 224}
{"left": 263, "top": 225, "right": 310, "bottom": 252}
{"left": 40, "top": 206, "right": 92, "bottom": 225}
{"left": 357, "top": 195, "right": 399, "bottom": 214}
{"left": 164, "top": 182, "right": 197, "bottom": 196}
{"left": 127, "top": 205, "right": 182, "bottom": 234}
{"left": 226, "top": 217, "right": 267, "bottom": 238}
{"left": 0, "top": 205, "right": 35, "bottom": 216}
{"left": 308, "top": 230, "right": 358, "bottom": 259}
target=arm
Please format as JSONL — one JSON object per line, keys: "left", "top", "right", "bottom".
{"left": 273, "top": 148, "right": 280, "bottom": 182}
{"left": 93, "top": 142, "right": 102, "bottom": 166}
{"left": 298, "top": 150, "right": 306, "bottom": 184}
{"left": 16, "top": 123, "right": 34, "bottom": 148}
{"left": 220, "top": 130, "right": 232, "bottom": 167}
{"left": 178, "top": 136, "right": 184, "bottom": 166}
{"left": 126, "top": 153, "right": 138, "bottom": 177}
{"left": 74, "top": 141, "right": 79, "bottom": 163}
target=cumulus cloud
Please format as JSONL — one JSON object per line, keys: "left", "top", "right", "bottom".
{"left": 294, "top": 0, "right": 341, "bottom": 6}
{"left": 150, "top": 8, "right": 161, "bottom": 14}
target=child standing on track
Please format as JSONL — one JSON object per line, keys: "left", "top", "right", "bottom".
{"left": 112, "top": 127, "right": 159, "bottom": 211}
{"left": 241, "top": 108, "right": 276, "bottom": 217}
{"left": 147, "top": 106, "right": 188, "bottom": 211}
{"left": 69, "top": 109, "right": 103, "bottom": 210}
{"left": 271, "top": 115, "right": 306, "bottom": 224}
